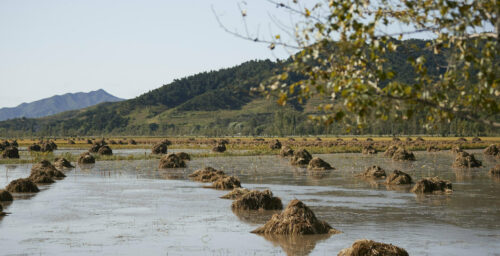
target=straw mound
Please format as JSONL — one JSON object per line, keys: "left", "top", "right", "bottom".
{"left": 210, "top": 176, "right": 241, "bottom": 190}
{"left": 128, "top": 139, "right": 137, "bottom": 145}
{"left": 366, "top": 138, "right": 374, "bottom": 142}
{"left": 338, "top": 239, "right": 409, "bottom": 256}
{"left": 151, "top": 143, "right": 168, "bottom": 154}
{"left": 41, "top": 141, "right": 57, "bottom": 152}
{"left": 383, "top": 145, "right": 398, "bottom": 157}
{"left": 78, "top": 152, "right": 95, "bottom": 164}
{"left": 450, "top": 145, "right": 463, "bottom": 154}
{"left": 416, "top": 137, "right": 425, "bottom": 142}
{"left": 6, "top": 178, "right": 40, "bottom": 193}
{"left": 54, "top": 158, "right": 74, "bottom": 169}
{"left": 212, "top": 143, "right": 227, "bottom": 153}
{"left": 385, "top": 170, "right": 412, "bottom": 185}
{"left": 28, "top": 144, "right": 41, "bottom": 152}
{"left": 175, "top": 152, "right": 191, "bottom": 161}
{"left": 30, "top": 174, "right": 55, "bottom": 184}
{"left": 220, "top": 188, "right": 250, "bottom": 199}
{"left": 483, "top": 144, "right": 499, "bottom": 156}
{"left": 29, "top": 160, "right": 66, "bottom": 182}
{"left": 251, "top": 199, "right": 340, "bottom": 235}
{"left": 269, "top": 139, "right": 282, "bottom": 150}
{"left": 159, "top": 153, "right": 186, "bottom": 168}
{"left": 188, "top": 167, "right": 226, "bottom": 182}
{"left": 362, "top": 145, "right": 377, "bottom": 155}
{"left": 411, "top": 177, "right": 452, "bottom": 194}
{"left": 231, "top": 190, "right": 283, "bottom": 210}
{"left": 392, "top": 148, "right": 416, "bottom": 161}
{"left": 2, "top": 146, "right": 19, "bottom": 159}
{"left": 426, "top": 145, "right": 440, "bottom": 152}
{"left": 97, "top": 145, "right": 113, "bottom": 155}
{"left": 489, "top": 164, "right": 500, "bottom": 176}
{"left": 290, "top": 149, "right": 313, "bottom": 166}
{"left": 307, "top": 157, "right": 334, "bottom": 171}
{"left": 358, "top": 166, "right": 386, "bottom": 179}
{"left": 457, "top": 137, "right": 467, "bottom": 142}
{"left": 279, "top": 146, "right": 294, "bottom": 157}
{"left": 0, "top": 190, "right": 13, "bottom": 201}
{"left": 452, "top": 151, "right": 482, "bottom": 168}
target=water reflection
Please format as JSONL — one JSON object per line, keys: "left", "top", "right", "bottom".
{"left": 231, "top": 208, "right": 278, "bottom": 225}
{"left": 257, "top": 234, "right": 333, "bottom": 256}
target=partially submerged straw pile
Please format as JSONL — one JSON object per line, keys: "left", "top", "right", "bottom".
{"left": 29, "top": 160, "right": 66, "bottom": 184}
{"left": 385, "top": 170, "right": 412, "bottom": 185}
{"left": 231, "top": 190, "right": 283, "bottom": 210}
{"left": 391, "top": 148, "right": 416, "bottom": 161}
{"left": 188, "top": 167, "right": 226, "bottom": 182}
{"left": 362, "top": 145, "right": 377, "bottom": 154}
{"left": 290, "top": 149, "right": 313, "bottom": 166}
{"left": 307, "top": 157, "right": 334, "bottom": 171}
{"left": 54, "top": 158, "right": 74, "bottom": 169}
{"left": 251, "top": 199, "right": 340, "bottom": 235}
{"left": 210, "top": 176, "right": 241, "bottom": 190}
{"left": 357, "top": 166, "right": 386, "bottom": 179}
{"left": 6, "top": 178, "right": 39, "bottom": 193}
{"left": 220, "top": 188, "right": 250, "bottom": 199}
{"left": 279, "top": 146, "right": 294, "bottom": 157}
{"left": 158, "top": 153, "right": 186, "bottom": 168}
{"left": 338, "top": 239, "right": 409, "bottom": 256}
{"left": 78, "top": 152, "right": 95, "bottom": 164}
{"left": 452, "top": 151, "right": 482, "bottom": 168}
{"left": 0, "top": 190, "right": 13, "bottom": 201}
{"left": 411, "top": 177, "right": 452, "bottom": 194}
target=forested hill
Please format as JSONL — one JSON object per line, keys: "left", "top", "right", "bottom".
{"left": 0, "top": 40, "right": 496, "bottom": 137}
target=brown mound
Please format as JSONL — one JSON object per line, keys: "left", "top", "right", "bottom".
{"left": 252, "top": 199, "right": 340, "bottom": 235}
{"left": 30, "top": 174, "right": 55, "bottom": 184}
{"left": 0, "top": 190, "right": 13, "bottom": 201}
{"left": 383, "top": 145, "right": 398, "bottom": 157}
{"left": 452, "top": 151, "right": 482, "bottom": 168}
{"left": 231, "top": 190, "right": 283, "bottom": 210}
{"left": 358, "top": 166, "right": 386, "bottom": 179}
{"left": 188, "top": 167, "right": 226, "bottom": 182}
{"left": 175, "top": 152, "right": 191, "bottom": 161}
{"left": 391, "top": 148, "right": 416, "bottom": 161}
{"left": 30, "top": 160, "right": 66, "bottom": 179}
{"left": 209, "top": 176, "right": 241, "bottom": 190}
{"left": 40, "top": 141, "right": 57, "bottom": 152}
{"left": 78, "top": 152, "right": 96, "bottom": 164}
{"left": 220, "top": 188, "right": 250, "bottom": 199}
{"left": 457, "top": 137, "right": 467, "bottom": 142}
{"left": 97, "top": 145, "right": 113, "bottom": 155}
{"left": 28, "top": 144, "right": 41, "bottom": 152}
{"left": 338, "top": 239, "right": 409, "bottom": 256}
{"left": 54, "top": 158, "right": 74, "bottom": 169}
{"left": 426, "top": 145, "right": 440, "bottom": 152}
{"left": 489, "top": 164, "right": 500, "bottom": 176}
{"left": 366, "top": 138, "right": 374, "bottom": 141}
{"left": 279, "top": 146, "right": 294, "bottom": 157}
{"left": 362, "top": 145, "right": 377, "bottom": 154}
{"left": 128, "top": 139, "right": 137, "bottom": 145}
{"left": 307, "top": 157, "right": 334, "bottom": 171}
{"left": 411, "top": 177, "right": 452, "bottom": 194}
{"left": 450, "top": 145, "right": 463, "bottom": 154}
{"left": 6, "top": 178, "right": 40, "bottom": 193}
{"left": 290, "top": 148, "right": 312, "bottom": 166}
{"left": 2, "top": 146, "right": 19, "bottom": 159}
{"left": 483, "top": 144, "right": 499, "bottom": 156}
{"left": 269, "top": 139, "right": 282, "bottom": 150}
{"left": 385, "top": 170, "right": 412, "bottom": 185}
{"left": 151, "top": 142, "right": 168, "bottom": 154}
{"left": 472, "top": 137, "right": 481, "bottom": 142}
{"left": 416, "top": 137, "right": 425, "bottom": 142}
{"left": 212, "top": 143, "right": 227, "bottom": 153}
{"left": 158, "top": 153, "right": 186, "bottom": 168}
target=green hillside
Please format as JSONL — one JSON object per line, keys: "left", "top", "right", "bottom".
{"left": 0, "top": 39, "right": 497, "bottom": 137}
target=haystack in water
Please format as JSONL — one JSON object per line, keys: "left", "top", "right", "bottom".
{"left": 279, "top": 146, "right": 294, "bottom": 157}
{"left": 220, "top": 188, "right": 250, "bottom": 199}
{"left": 0, "top": 190, "right": 13, "bottom": 201}
{"left": 290, "top": 148, "right": 312, "bottom": 166}
{"left": 6, "top": 178, "right": 39, "bottom": 193}
{"left": 231, "top": 190, "right": 283, "bottom": 210}
{"left": 452, "top": 151, "right": 482, "bottom": 168}
{"left": 212, "top": 143, "right": 226, "bottom": 153}
{"left": 307, "top": 157, "right": 334, "bottom": 171}
{"left": 209, "top": 176, "right": 241, "bottom": 190}
{"left": 362, "top": 145, "right": 377, "bottom": 154}
{"left": 78, "top": 152, "right": 95, "bottom": 164}
{"left": 175, "top": 152, "right": 191, "bottom": 161}
{"left": 391, "top": 148, "right": 415, "bottom": 161}
{"left": 2, "top": 146, "right": 19, "bottom": 159}
{"left": 385, "top": 170, "right": 412, "bottom": 185}
{"left": 188, "top": 167, "right": 226, "bottom": 182}
{"left": 450, "top": 145, "right": 463, "bottom": 154}
{"left": 338, "top": 239, "right": 409, "bottom": 256}
{"left": 384, "top": 145, "right": 398, "bottom": 157}
{"left": 251, "top": 199, "right": 340, "bottom": 235}
{"left": 151, "top": 142, "right": 168, "bottom": 154}
{"left": 54, "top": 158, "right": 74, "bottom": 169}
{"left": 269, "top": 139, "right": 282, "bottom": 150}
{"left": 489, "top": 164, "right": 500, "bottom": 176}
{"left": 483, "top": 144, "right": 499, "bottom": 156}
{"left": 426, "top": 145, "right": 440, "bottom": 152}
{"left": 30, "top": 160, "right": 66, "bottom": 180}
{"left": 28, "top": 144, "right": 41, "bottom": 152}
{"left": 357, "top": 166, "right": 386, "bottom": 179}
{"left": 158, "top": 153, "right": 186, "bottom": 168}
{"left": 472, "top": 137, "right": 481, "bottom": 142}
{"left": 41, "top": 141, "right": 57, "bottom": 152}
{"left": 97, "top": 145, "right": 113, "bottom": 155}
{"left": 411, "top": 177, "right": 452, "bottom": 194}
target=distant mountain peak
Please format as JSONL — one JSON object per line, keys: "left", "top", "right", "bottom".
{"left": 0, "top": 89, "right": 124, "bottom": 121}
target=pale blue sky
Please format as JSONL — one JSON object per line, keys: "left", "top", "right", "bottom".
{"left": 0, "top": 0, "right": 293, "bottom": 107}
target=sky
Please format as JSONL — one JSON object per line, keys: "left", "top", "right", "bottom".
{"left": 0, "top": 0, "right": 293, "bottom": 108}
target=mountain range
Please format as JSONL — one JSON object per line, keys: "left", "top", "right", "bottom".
{"left": 0, "top": 89, "right": 123, "bottom": 121}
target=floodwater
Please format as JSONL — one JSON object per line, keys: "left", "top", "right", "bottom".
{"left": 19, "top": 147, "right": 213, "bottom": 156}
{"left": 1, "top": 150, "right": 499, "bottom": 255}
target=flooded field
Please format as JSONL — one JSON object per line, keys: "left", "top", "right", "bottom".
{"left": 1, "top": 150, "right": 499, "bottom": 255}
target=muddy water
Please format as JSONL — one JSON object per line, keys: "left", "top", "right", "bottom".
{"left": 1, "top": 150, "right": 499, "bottom": 255}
